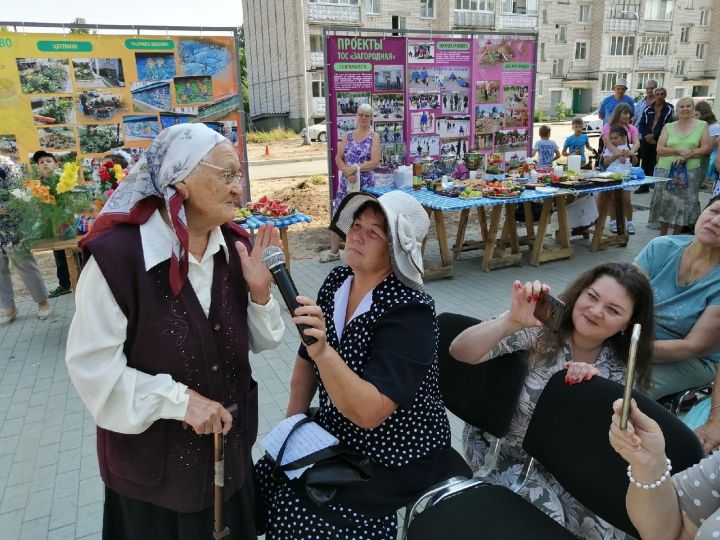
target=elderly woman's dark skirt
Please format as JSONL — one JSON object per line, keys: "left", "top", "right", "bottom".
{"left": 102, "top": 474, "right": 257, "bottom": 540}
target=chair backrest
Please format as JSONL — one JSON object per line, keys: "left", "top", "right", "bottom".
{"left": 523, "top": 370, "right": 704, "bottom": 537}
{"left": 437, "top": 312, "right": 528, "bottom": 438}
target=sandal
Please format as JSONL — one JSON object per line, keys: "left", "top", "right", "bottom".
{"left": 319, "top": 251, "right": 341, "bottom": 263}
{"left": 38, "top": 306, "right": 53, "bottom": 320}
{"left": 1, "top": 308, "right": 18, "bottom": 326}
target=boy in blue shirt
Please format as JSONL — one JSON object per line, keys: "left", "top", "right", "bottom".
{"left": 531, "top": 125, "right": 560, "bottom": 168}
{"left": 562, "top": 118, "right": 594, "bottom": 169}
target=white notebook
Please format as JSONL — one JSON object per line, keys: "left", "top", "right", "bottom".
{"left": 262, "top": 414, "right": 339, "bottom": 480}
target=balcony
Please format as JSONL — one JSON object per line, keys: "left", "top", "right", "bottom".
{"left": 453, "top": 10, "right": 495, "bottom": 29}
{"left": 606, "top": 18, "right": 638, "bottom": 33}
{"left": 643, "top": 19, "right": 673, "bottom": 33}
{"left": 307, "top": 3, "right": 360, "bottom": 24}
{"left": 311, "top": 97, "right": 326, "bottom": 117}
{"left": 602, "top": 57, "right": 633, "bottom": 70}
{"left": 497, "top": 13, "right": 538, "bottom": 30}
{"left": 309, "top": 52, "right": 324, "bottom": 70}
{"left": 638, "top": 55, "right": 667, "bottom": 70}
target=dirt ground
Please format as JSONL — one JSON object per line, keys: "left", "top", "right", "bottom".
{"left": 246, "top": 139, "right": 328, "bottom": 161}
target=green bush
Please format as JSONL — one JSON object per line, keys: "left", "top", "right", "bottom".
{"left": 554, "top": 102, "right": 568, "bottom": 122}
{"left": 533, "top": 109, "right": 545, "bottom": 123}
{"left": 246, "top": 127, "right": 298, "bottom": 144}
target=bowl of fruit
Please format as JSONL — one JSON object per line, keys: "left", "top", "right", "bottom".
{"left": 234, "top": 207, "right": 252, "bottom": 223}
{"left": 458, "top": 186, "right": 485, "bottom": 199}
{"left": 246, "top": 196, "right": 297, "bottom": 220}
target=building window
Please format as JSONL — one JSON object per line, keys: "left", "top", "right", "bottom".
{"left": 575, "top": 42, "right": 587, "bottom": 60}
{"left": 365, "top": 0, "right": 380, "bottom": 13}
{"left": 675, "top": 87, "right": 685, "bottom": 99}
{"left": 699, "top": 10, "right": 710, "bottom": 26}
{"left": 540, "top": 42, "right": 545, "bottom": 61}
{"left": 311, "top": 73, "right": 325, "bottom": 98}
{"left": 310, "top": 0, "right": 359, "bottom": 3}
{"left": 696, "top": 43, "right": 706, "bottom": 60}
{"left": 636, "top": 72, "right": 665, "bottom": 90}
{"left": 601, "top": 72, "right": 628, "bottom": 91}
{"left": 643, "top": 0, "right": 673, "bottom": 21}
{"left": 420, "top": 0, "right": 435, "bottom": 17}
{"left": 538, "top": 79, "right": 544, "bottom": 96}
{"left": 579, "top": 5, "right": 590, "bottom": 22}
{"left": 641, "top": 35, "right": 669, "bottom": 56}
{"left": 675, "top": 60, "right": 686, "bottom": 76}
{"left": 554, "top": 25, "right": 567, "bottom": 43}
{"left": 680, "top": 26, "right": 690, "bottom": 43}
{"left": 552, "top": 59, "right": 565, "bottom": 77}
{"left": 542, "top": 8, "right": 547, "bottom": 23}
{"left": 608, "top": 36, "right": 635, "bottom": 56}
{"left": 455, "top": 0, "right": 495, "bottom": 10}
{"left": 611, "top": 2, "right": 640, "bottom": 18}
{"left": 500, "top": 0, "right": 538, "bottom": 14}
{"left": 310, "top": 35, "right": 323, "bottom": 52}
{"left": 558, "top": 0, "right": 570, "bottom": 4}
{"left": 693, "top": 85, "right": 709, "bottom": 97}
{"left": 686, "top": 0, "right": 694, "bottom": 7}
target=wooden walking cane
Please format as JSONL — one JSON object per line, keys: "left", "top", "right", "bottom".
{"left": 213, "top": 403, "right": 238, "bottom": 540}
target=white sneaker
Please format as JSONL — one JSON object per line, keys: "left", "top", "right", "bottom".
{"left": 609, "top": 220, "right": 617, "bottom": 234}
{"left": 627, "top": 221, "right": 636, "bottom": 235}
{"left": 0, "top": 308, "right": 18, "bottom": 325}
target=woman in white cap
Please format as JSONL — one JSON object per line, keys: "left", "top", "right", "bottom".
{"left": 255, "top": 191, "right": 452, "bottom": 539}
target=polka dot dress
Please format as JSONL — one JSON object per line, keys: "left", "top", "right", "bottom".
{"left": 672, "top": 450, "right": 720, "bottom": 538}
{"left": 255, "top": 266, "right": 451, "bottom": 539}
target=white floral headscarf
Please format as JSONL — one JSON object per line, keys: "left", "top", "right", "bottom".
{"left": 82, "top": 124, "right": 228, "bottom": 295}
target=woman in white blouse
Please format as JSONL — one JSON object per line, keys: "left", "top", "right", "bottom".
{"left": 66, "top": 124, "right": 285, "bottom": 539}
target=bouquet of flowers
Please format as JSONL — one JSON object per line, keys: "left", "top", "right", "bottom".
{"left": 7, "top": 161, "right": 93, "bottom": 250}
{"left": 96, "top": 160, "right": 127, "bottom": 200}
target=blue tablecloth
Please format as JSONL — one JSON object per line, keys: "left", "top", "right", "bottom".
{"left": 365, "top": 176, "right": 667, "bottom": 212}
{"left": 239, "top": 211, "right": 312, "bottom": 230}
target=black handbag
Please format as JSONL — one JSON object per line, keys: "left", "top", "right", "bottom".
{"left": 269, "top": 416, "right": 373, "bottom": 507}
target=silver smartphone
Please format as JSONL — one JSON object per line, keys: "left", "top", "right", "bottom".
{"left": 620, "top": 324, "right": 642, "bottom": 430}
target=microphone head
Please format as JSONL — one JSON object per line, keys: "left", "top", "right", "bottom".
{"left": 262, "top": 246, "right": 285, "bottom": 270}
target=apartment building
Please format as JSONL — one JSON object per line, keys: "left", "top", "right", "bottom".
{"left": 242, "top": 0, "right": 720, "bottom": 130}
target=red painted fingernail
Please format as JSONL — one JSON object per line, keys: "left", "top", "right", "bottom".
{"left": 532, "top": 294, "right": 539, "bottom": 302}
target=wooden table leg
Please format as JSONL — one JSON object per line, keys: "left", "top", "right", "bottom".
{"left": 530, "top": 199, "right": 553, "bottom": 266}
{"left": 505, "top": 203, "right": 520, "bottom": 254}
{"left": 434, "top": 210, "right": 452, "bottom": 270}
{"left": 453, "top": 209, "right": 470, "bottom": 260}
{"left": 65, "top": 248, "right": 79, "bottom": 293}
{"left": 554, "top": 196, "right": 571, "bottom": 250}
{"left": 482, "top": 206, "right": 503, "bottom": 272}
{"left": 477, "top": 207, "right": 488, "bottom": 244}
{"left": 280, "top": 229, "right": 290, "bottom": 271}
{"left": 590, "top": 189, "right": 629, "bottom": 251}
{"left": 523, "top": 202, "right": 535, "bottom": 243}
{"left": 422, "top": 208, "right": 432, "bottom": 254}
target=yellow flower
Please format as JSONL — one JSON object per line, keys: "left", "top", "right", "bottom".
{"left": 56, "top": 162, "right": 79, "bottom": 194}
{"left": 112, "top": 163, "right": 125, "bottom": 182}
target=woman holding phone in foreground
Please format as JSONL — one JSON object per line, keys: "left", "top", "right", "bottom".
{"left": 609, "top": 399, "right": 719, "bottom": 539}
{"left": 450, "top": 262, "right": 654, "bottom": 539}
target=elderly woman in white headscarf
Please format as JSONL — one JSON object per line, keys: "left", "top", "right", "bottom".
{"left": 255, "top": 191, "right": 451, "bottom": 539}
{"left": 66, "top": 124, "right": 285, "bottom": 539}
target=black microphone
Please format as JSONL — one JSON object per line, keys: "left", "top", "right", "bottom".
{"left": 262, "top": 246, "right": 318, "bottom": 346}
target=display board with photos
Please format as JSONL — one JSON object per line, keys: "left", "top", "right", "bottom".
{"left": 0, "top": 31, "right": 243, "bottom": 183}
{"left": 326, "top": 33, "right": 537, "bottom": 198}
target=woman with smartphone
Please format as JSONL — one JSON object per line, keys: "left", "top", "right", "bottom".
{"left": 450, "top": 262, "right": 654, "bottom": 539}
{"left": 609, "top": 398, "right": 719, "bottom": 540}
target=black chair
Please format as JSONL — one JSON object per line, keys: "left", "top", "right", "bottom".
{"left": 401, "top": 313, "right": 531, "bottom": 538}
{"left": 520, "top": 370, "right": 705, "bottom": 538}
{"left": 436, "top": 312, "right": 529, "bottom": 476}
{"left": 659, "top": 382, "right": 714, "bottom": 415}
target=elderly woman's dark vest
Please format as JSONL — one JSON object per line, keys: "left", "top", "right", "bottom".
{"left": 84, "top": 223, "right": 257, "bottom": 513}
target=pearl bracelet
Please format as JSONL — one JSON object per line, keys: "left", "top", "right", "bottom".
{"left": 627, "top": 458, "right": 672, "bottom": 489}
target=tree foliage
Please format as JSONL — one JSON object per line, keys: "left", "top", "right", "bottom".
{"left": 236, "top": 25, "right": 250, "bottom": 121}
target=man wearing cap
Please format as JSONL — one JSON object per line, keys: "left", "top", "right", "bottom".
{"left": 637, "top": 87, "right": 674, "bottom": 192}
{"left": 598, "top": 78, "right": 635, "bottom": 126}
{"left": 32, "top": 150, "right": 71, "bottom": 297}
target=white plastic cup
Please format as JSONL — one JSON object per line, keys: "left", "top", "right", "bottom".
{"left": 554, "top": 165, "right": 564, "bottom": 176}
{"left": 469, "top": 170, "right": 477, "bottom": 179}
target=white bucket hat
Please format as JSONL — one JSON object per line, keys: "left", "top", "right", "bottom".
{"left": 330, "top": 191, "right": 430, "bottom": 290}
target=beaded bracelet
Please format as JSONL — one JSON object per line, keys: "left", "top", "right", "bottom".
{"left": 627, "top": 458, "right": 672, "bottom": 489}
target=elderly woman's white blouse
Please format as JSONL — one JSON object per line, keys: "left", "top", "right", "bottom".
{"left": 672, "top": 450, "right": 720, "bottom": 539}
{"left": 66, "top": 210, "right": 284, "bottom": 434}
